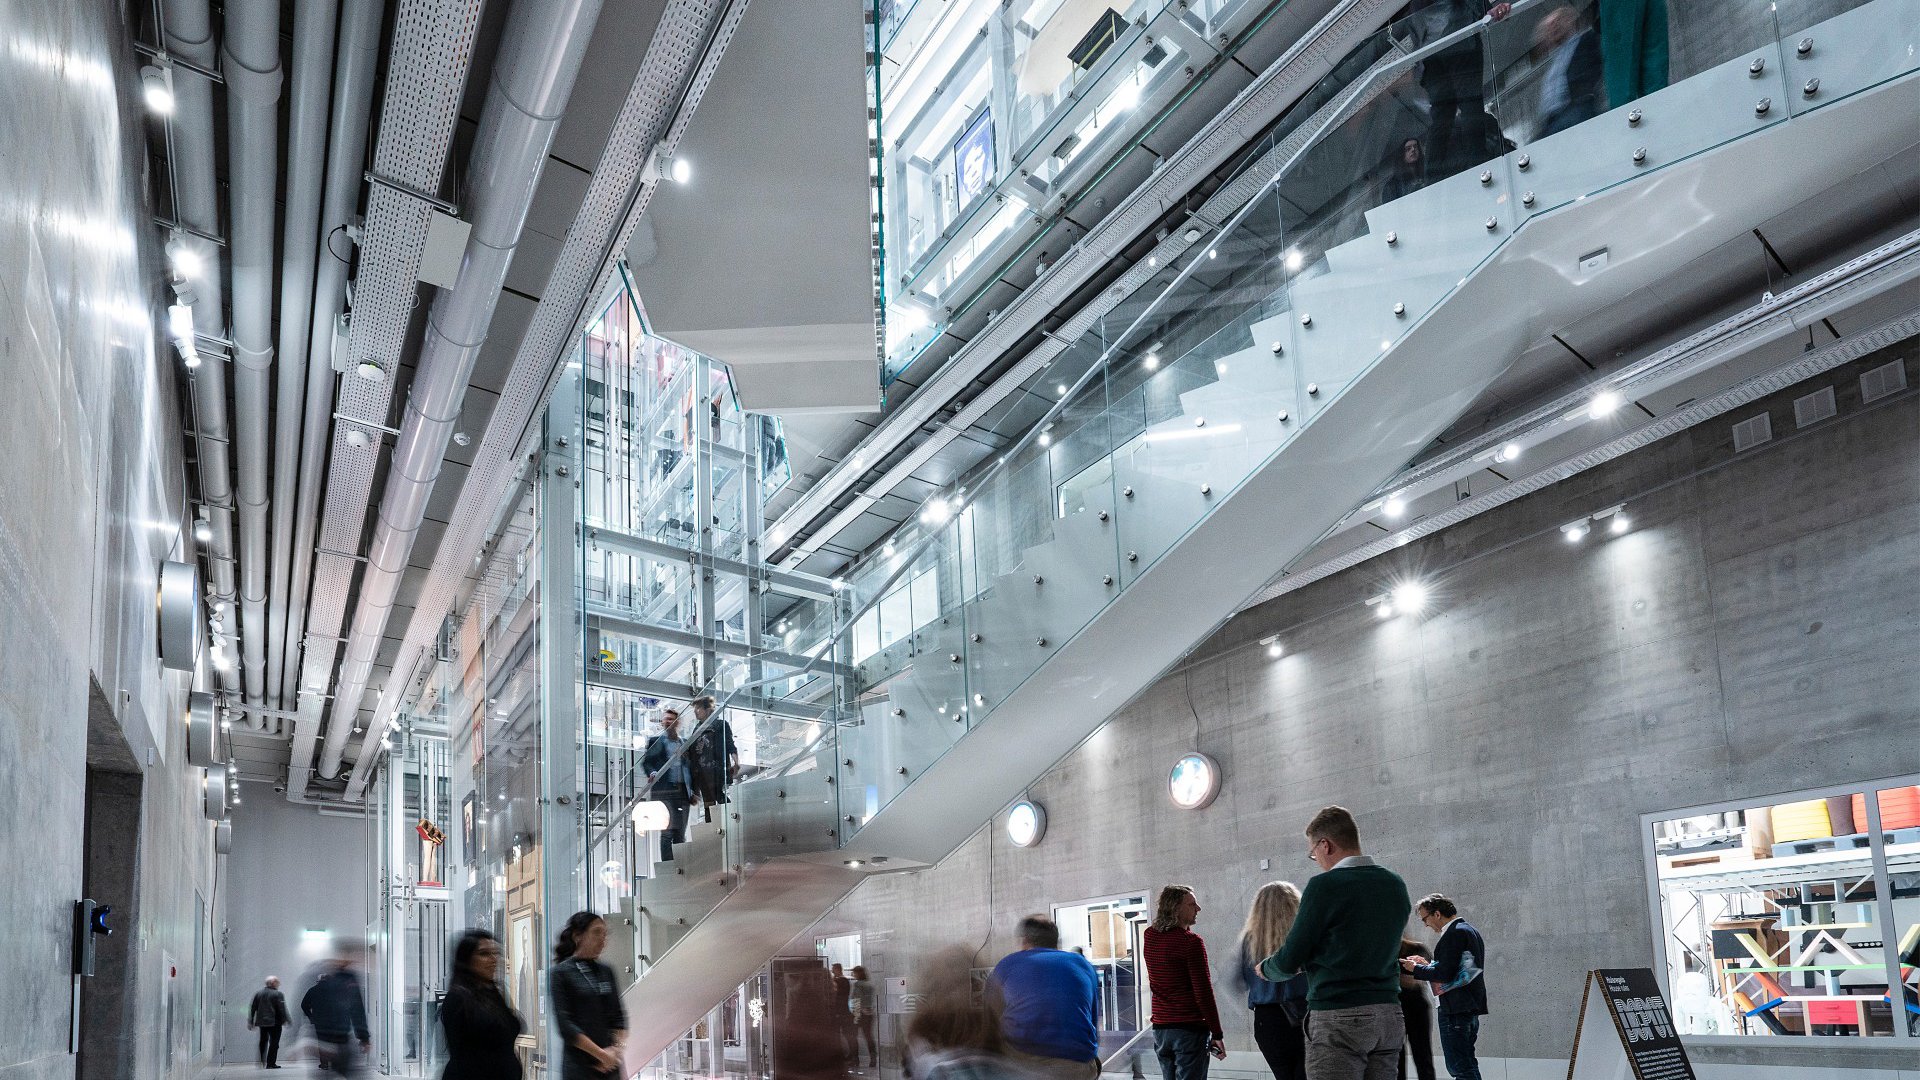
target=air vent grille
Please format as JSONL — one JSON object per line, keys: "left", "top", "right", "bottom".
{"left": 1731, "top": 413, "right": 1773, "bottom": 452}
{"left": 1793, "top": 386, "right": 1837, "bottom": 428}
{"left": 1860, "top": 358, "right": 1907, "bottom": 402}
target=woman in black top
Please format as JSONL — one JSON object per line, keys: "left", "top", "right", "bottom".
{"left": 549, "top": 911, "right": 627, "bottom": 1079}
{"left": 441, "top": 930, "right": 525, "bottom": 1080}
{"left": 1397, "top": 937, "right": 1436, "bottom": 1080}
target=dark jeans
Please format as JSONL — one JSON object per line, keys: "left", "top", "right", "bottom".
{"left": 839, "top": 1014, "right": 860, "bottom": 1064}
{"left": 1153, "top": 1026, "right": 1209, "bottom": 1080}
{"left": 258, "top": 1024, "right": 282, "bottom": 1066}
{"left": 855, "top": 1015, "right": 878, "bottom": 1065}
{"left": 317, "top": 1036, "right": 362, "bottom": 1078}
{"left": 1425, "top": 89, "right": 1493, "bottom": 175}
{"left": 659, "top": 790, "right": 690, "bottom": 860}
{"left": 1397, "top": 991, "right": 1433, "bottom": 1080}
{"left": 1435, "top": 1014, "right": 1480, "bottom": 1080}
{"left": 1251, "top": 1005, "right": 1305, "bottom": 1080}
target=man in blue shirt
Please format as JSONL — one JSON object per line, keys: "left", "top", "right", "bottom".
{"left": 990, "top": 915, "right": 1102, "bottom": 1080}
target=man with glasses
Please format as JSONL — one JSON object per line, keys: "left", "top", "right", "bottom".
{"left": 1258, "top": 806, "right": 1412, "bottom": 1080}
{"left": 1400, "top": 894, "right": 1487, "bottom": 1080}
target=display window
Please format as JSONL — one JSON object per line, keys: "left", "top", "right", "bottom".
{"left": 1645, "top": 776, "right": 1920, "bottom": 1044}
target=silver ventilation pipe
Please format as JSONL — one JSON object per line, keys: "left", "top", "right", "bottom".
{"left": 162, "top": 0, "right": 242, "bottom": 701}
{"left": 315, "top": 0, "right": 609, "bottom": 776}
{"left": 223, "top": 0, "right": 283, "bottom": 710}
{"left": 282, "top": 0, "right": 386, "bottom": 787}
{"left": 268, "top": 0, "right": 342, "bottom": 715}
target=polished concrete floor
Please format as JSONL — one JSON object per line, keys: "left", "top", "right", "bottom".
{"left": 203, "top": 1061, "right": 394, "bottom": 1080}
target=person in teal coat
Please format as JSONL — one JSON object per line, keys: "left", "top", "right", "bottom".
{"left": 1599, "top": 0, "right": 1668, "bottom": 109}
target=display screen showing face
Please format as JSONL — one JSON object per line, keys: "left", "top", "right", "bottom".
{"left": 954, "top": 110, "right": 995, "bottom": 210}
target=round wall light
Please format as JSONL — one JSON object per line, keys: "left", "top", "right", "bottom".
{"left": 185, "top": 691, "right": 219, "bottom": 767}
{"left": 1168, "top": 752, "right": 1222, "bottom": 810}
{"left": 214, "top": 819, "right": 233, "bottom": 855}
{"left": 1007, "top": 800, "right": 1047, "bottom": 847}
{"left": 157, "top": 560, "right": 200, "bottom": 671}
{"left": 202, "top": 764, "right": 230, "bottom": 821}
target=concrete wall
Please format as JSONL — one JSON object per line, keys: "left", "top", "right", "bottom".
{"left": 0, "top": 0, "right": 226, "bottom": 1078}
{"left": 822, "top": 340, "right": 1920, "bottom": 1078}
{"left": 220, "top": 796, "right": 374, "bottom": 1062}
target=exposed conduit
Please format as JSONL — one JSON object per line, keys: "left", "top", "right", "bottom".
{"left": 268, "top": 0, "right": 343, "bottom": 714}
{"left": 282, "top": 0, "right": 388, "bottom": 790}
{"left": 315, "top": 0, "right": 610, "bottom": 777}
{"left": 223, "top": 0, "right": 284, "bottom": 711}
{"left": 161, "top": 0, "right": 241, "bottom": 702}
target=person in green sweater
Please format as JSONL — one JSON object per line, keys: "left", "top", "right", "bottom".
{"left": 1258, "top": 806, "right": 1413, "bottom": 1080}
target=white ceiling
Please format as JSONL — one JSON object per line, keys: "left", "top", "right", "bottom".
{"left": 627, "top": 0, "right": 879, "bottom": 415}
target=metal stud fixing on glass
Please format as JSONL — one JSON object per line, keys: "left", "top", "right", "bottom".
{"left": 1628, "top": 109, "right": 1642, "bottom": 126}
{"left": 1755, "top": 98, "right": 1772, "bottom": 116}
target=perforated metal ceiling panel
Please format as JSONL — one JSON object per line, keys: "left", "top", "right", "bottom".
{"left": 341, "top": 0, "right": 746, "bottom": 799}
{"left": 293, "top": 0, "right": 485, "bottom": 787}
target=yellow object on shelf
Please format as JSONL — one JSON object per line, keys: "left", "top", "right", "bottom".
{"left": 1770, "top": 799, "right": 1834, "bottom": 843}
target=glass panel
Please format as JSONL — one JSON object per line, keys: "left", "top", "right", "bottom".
{"left": 1652, "top": 786, "right": 1908, "bottom": 1039}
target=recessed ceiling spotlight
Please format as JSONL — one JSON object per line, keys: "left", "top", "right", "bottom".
{"left": 1587, "top": 390, "right": 1622, "bottom": 419}
{"left": 1184, "top": 227, "right": 1202, "bottom": 242}
{"left": 1496, "top": 441, "right": 1521, "bottom": 463}
{"left": 344, "top": 427, "right": 372, "bottom": 449}
{"left": 355, "top": 359, "right": 384, "bottom": 382}
{"left": 452, "top": 431, "right": 471, "bottom": 447}
{"left": 1383, "top": 495, "right": 1406, "bottom": 518}
{"left": 1056, "top": 384, "right": 1069, "bottom": 396}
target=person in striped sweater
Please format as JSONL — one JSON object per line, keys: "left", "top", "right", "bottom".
{"left": 1143, "top": 885, "right": 1225, "bottom": 1080}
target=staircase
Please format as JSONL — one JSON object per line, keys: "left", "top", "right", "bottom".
{"left": 619, "top": 0, "right": 1920, "bottom": 1065}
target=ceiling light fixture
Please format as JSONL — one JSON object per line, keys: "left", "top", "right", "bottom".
{"left": 1391, "top": 581, "right": 1428, "bottom": 613}
{"left": 1496, "top": 441, "right": 1521, "bottom": 463}
{"left": 1261, "top": 635, "right": 1283, "bottom": 659}
{"left": 1144, "top": 353, "right": 1159, "bottom": 370}
{"left": 1561, "top": 519, "right": 1591, "bottom": 542}
{"left": 1610, "top": 513, "right": 1631, "bottom": 534}
{"left": 193, "top": 514, "right": 212, "bottom": 543}
{"left": 1283, "top": 249, "right": 1304, "bottom": 271}
{"left": 1587, "top": 390, "right": 1623, "bottom": 419}
{"left": 1383, "top": 495, "right": 1407, "bottom": 518}
{"left": 168, "top": 238, "right": 203, "bottom": 278}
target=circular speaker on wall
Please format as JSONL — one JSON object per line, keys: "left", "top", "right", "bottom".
{"left": 214, "top": 819, "right": 233, "bottom": 854}
{"left": 202, "top": 764, "right": 230, "bottom": 821}
{"left": 186, "top": 692, "right": 218, "bottom": 767}
{"left": 157, "top": 560, "right": 200, "bottom": 672}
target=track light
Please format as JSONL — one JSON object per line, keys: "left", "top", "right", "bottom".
{"left": 140, "top": 65, "right": 174, "bottom": 115}
{"left": 1383, "top": 495, "right": 1406, "bottom": 518}
{"left": 1283, "top": 249, "right": 1304, "bottom": 271}
{"left": 193, "top": 515, "right": 212, "bottom": 543}
{"left": 1262, "top": 636, "right": 1283, "bottom": 659}
{"left": 1495, "top": 441, "right": 1521, "bottom": 463}
{"left": 1587, "top": 390, "right": 1622, "bottom": 419}
{"left": 168, "top": 237, "right": 203, "bottom": 279}
{"left": 1391, "top": 582, "right": 1428, "bottom": 613}
{"left": 1610, "top": 514, "right": 1630, "bottom": 534}
{"left": 1561, "top": 519, "right": 1591, "bottom": 542}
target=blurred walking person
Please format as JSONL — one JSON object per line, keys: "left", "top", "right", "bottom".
{"left": 249, "top": 975, "right": 291, "bottom": 1068}
{"left": 1238, "top": 884, "right": 1307, "bottom": 1080}
{"left": 1143, "top": 886, "right": 1225, "bottom": 1080}
{"left": 441, "top": 929, "right": 524, "bottom": 1080}
{"left": 302, "top": 947, "right": 372, "bottom": 1077}
{"left": 1395, "top": 939, "right": 1435, "bottom": 1080}
{"left": 990, "top": 915, "right": 1101, "bottom": 1080}
{"left": 832, "top": 963, "right": 860, "bottom": 1065}
{"left": 550, "top": 912, "right": 627, "bottom": 1078}
{"left": 905, "top": 945, "right": 1031, "bottom": 1080}
{"left": 851, "top": 965, "right": 881, "bottom": 1069}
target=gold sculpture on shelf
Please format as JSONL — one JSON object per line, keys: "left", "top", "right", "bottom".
{"left": 416, "top": 817, "right": 446, "bottom": 885}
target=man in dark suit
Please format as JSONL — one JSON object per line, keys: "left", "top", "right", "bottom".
{"left": 642, "top": 707, "right": 694, "bottom": 860}
{"left": 1400, "top": 895, "right": 1488, "bottom": 1080}
{"left": 1533, "top": 6, "right": 1603, "bottom": 136}
{"left": 248, "top": 975, "right": 291, "bottom": 1067}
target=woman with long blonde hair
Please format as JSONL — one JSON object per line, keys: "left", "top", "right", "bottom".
{"left": 1237, "top": 882, "right": 1307, "bottom": 1080}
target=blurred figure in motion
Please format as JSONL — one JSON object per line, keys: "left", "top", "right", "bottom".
{"left": 441, "top": 929, "right": 524, "bottom": 1080}
{"left": 302, "top": 945, "right": 372, "bottom": 1077}
{"left": 1532, "top": 5, "right": 1602, "bottom": 136}
{"left": 1238, "top": 883, "right": 1307, "bottom": 1080}
{"left": 1599, "top": 0, "right": 1668, "bottom": 110}
{"left": 852, "top": 965, "right": 881, "bottom": 1070}
{"left": 774, "top": 967, "right": 853, "bottom": 1080}
{"left": 833, "top": 963, "right": 859, "bottom": 1065}
{"left": 550, "top": 912, "right": 627, "bottom": 1078}
{"left": 1407, "top": 0, "right": 1514, "bottom": 174}
{"left": 907, "top": 946, "right": 1035, "bottom": 1080}
{"left": 990, "top": 916, "right": 1100, "bottom": 1080}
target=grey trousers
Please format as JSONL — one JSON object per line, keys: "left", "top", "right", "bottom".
{"left": 1306, "top": 1003, "right": 1404, "bottom": 1080}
